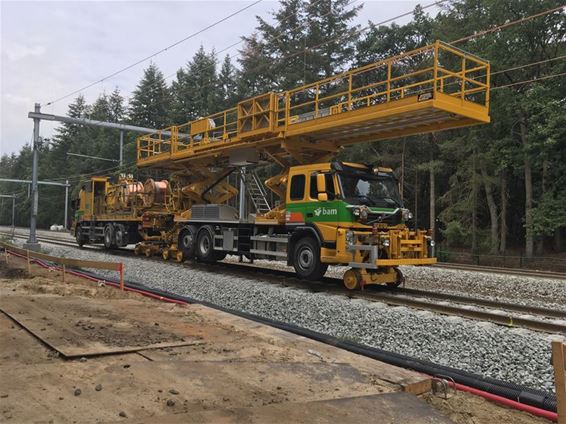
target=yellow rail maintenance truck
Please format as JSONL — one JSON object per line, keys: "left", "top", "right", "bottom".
{"left": 73, "top": 41, "right": 491, "bottom": 289}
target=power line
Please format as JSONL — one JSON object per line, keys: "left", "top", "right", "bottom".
{"left": 451, "top": 4, "right": 565, "bottom": 44}
{"left": 160, "top": 0, "right": 417, "bottom": 100}
{"left": 492, "top": 71, "right": 566, "bottom": 90}
{"left": 491, "top": 55, "right": 566, "bottom": 76}
{"left": 216, "top": 0, "right": 327, "bottom": 58}
{"left": 44, "top": 0, "right": 264, "bottom": 106}
{"left": 258, "top": 0, "right": 449, "bottom": 73}
{"left": 161, "top": 0, "right": 360, "bottom": 85}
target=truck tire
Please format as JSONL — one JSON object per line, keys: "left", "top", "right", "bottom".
{"left": 75, "top": 225, "right": 87, "bottom": 247}
{"left": 196, "top": 225, "right": 217, "bottom": 263}
{"left": 103, "top": 224, "right": 116, "bottom": 249}
{"left": 178, "top": 225, "right": 198, "bottom": 260}
{"left": 293, "top": 237, "right": 328, "bottom": 281}
{"left": 114, "top": 224, "right": 127, "bottom": 247}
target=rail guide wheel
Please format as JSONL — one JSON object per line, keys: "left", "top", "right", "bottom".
{"left": 343, "top": 269, "right": 361, "bottom": 290}
{"left": 174, "top": 250, "right": 183, "bottom": 262}
{"left": 387, "top": 267, "right": 405, "bottom": 288}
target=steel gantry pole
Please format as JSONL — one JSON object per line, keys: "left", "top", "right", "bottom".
{"left": 0, "top": 194, "right": 16, "bottom": 238}
{"left": 64, "top": 180, "right": 69, "bottom": 229}
{"left": 24, "top": 103, "right": 41, "bottom": 251}
{"left": 119, "top": 130, "right": 124, "bottom": 167}
{"left": 12, "top": 195, "right": 15, "bottom": 237}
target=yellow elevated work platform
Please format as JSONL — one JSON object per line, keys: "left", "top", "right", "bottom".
{"left": 137, "top": 41, "right": 490, "bottom": 169}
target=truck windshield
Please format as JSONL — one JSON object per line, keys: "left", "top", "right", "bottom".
{"left": 338, "top": 173, "right": 402, "bottom": 208}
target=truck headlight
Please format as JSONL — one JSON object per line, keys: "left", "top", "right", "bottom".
{"left": 360, "top": 206, "right": 369, "bottom": 220}
{"left": 402, "top": 208, "right": 413, "bottom": 221}
{"left": 346, "top": 230, "right": 354, "bottom": 246}
{"left": 382, "top": 238, "right": 390, "bottom": 247}
{"left": 429, "top": 240, "right": 436, "bottom": 247}
{"left": 352, "top": 208, "right": 360, "bottom": 217}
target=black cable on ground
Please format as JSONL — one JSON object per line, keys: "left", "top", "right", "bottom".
{"left": 68, "top": 267, "right": 558, "bottom": 413}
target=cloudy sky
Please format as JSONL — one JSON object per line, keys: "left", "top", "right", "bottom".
{"left": 1, "top": 0, "right": 437, "bottom": 157}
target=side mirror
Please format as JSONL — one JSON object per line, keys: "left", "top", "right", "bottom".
{"left": 316, "top": 173, "right": 326, "bottom": 193}
{"left": 318, "top": 193, "right": 328, "bottom": 202}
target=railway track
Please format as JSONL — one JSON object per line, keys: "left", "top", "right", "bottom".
{"left": 432, "top": 262, "right": 566, "bottom": 280}
{"left": 2, "top": 230, "right": 565, "bottom": 334}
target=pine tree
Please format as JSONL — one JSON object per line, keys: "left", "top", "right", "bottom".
{"left": 170, "top": 46, "right": 218, "bottom": 123}
{"left": 255, "top": 0, "right": 307, "bottom": 89}
{"left": 129, "top": 63, "right": 171, "bottom": 129}
{"left": 108, "top": 88, "right": 126, "bottom": 123}
{"left": 237, "top": 33, "right": 276, "bottom": 97}
{"left": 304, "top": 0, "right": 362, "bottom": 81}
{"left": 218, "top": 54, "right": 239, "bottom": 109}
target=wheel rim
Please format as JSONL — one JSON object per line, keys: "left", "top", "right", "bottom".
{"left": 104, "top": 229, "right": 111, "bottom": 244}
{"left": 115, "top": 228, "right": 123, "bottom": 245}
{"left": 199, "top": 234, "right": 210, "bottom": 255}
{"left": 298, "top": 247, "right": 314, "bottom": 270}
{"left": 182, "top": 233, "right": 193, "bottom": 248}
{"left": 343, "top": 270, "right": 359, "bottom": 290}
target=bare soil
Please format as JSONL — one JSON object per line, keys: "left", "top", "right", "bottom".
{"left": 0, "top": 254, "right": 552, "bottom": 423}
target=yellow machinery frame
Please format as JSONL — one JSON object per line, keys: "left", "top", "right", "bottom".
{"left": 137, "top": 41, "right": 490, "bottom": 170}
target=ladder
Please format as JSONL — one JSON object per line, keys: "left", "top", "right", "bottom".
{"left": 243, "top": 170, "right": 271, "bottom": 214}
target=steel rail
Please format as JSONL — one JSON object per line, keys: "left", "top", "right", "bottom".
{"left": 431, "top": 262, "right": 566, "bottom": 280}
{"left": 2, "top": 231, "right": 564, "bottom": 334}
{"left": 353, "top": 291, "right": 566, "bottom": 334}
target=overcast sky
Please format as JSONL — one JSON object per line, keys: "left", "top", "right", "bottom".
{"left": 1, "top": 0, "right": 437, "bottom": 157}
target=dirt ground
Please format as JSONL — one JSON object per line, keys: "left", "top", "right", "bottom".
{"left": 0, "top": 253, "right": 552, "bottom": 423}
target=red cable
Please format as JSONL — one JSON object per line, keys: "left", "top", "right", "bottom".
{"left": 450, "top": 382, "right": 557, "bottom": 422}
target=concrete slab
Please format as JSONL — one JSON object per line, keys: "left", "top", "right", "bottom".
{"left": 133, "top": 392, "right": 454, "bottom": 424}
{"left": 0, "top": 295, "right": 205, "bottom": 357}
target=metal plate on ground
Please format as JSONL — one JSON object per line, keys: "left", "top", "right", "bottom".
{"left": 135, "top": 392, "right": 454, "bottom": 424}
{"left": 0, "top": 295, "right": 203, "bottom": 357}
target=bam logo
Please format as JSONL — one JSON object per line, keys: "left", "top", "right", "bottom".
{"left": 313, "top": 207, "right": 337, "bottom": 217}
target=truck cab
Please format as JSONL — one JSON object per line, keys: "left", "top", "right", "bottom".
{"left": 283, "top": 161, "right": 435, "bottom": 288}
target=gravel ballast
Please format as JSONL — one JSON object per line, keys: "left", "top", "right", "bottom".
{"left": 17, "top": 239, "right": 564, "bottom": 394}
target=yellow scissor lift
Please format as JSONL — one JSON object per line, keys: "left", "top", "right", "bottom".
{"left": 138, "top": 41, "right": 489, "bottom": 173}
{"left": 134, "top": 41, "right": 490, "bottom": 286}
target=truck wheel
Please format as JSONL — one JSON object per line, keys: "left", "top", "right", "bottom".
{"left": 196, "top": 226, "right": 217, "bottom": 263}
{"left": 75, "top": 225, "right": 86, "bottom": 247}
{"left": 114, "top": 224, "right": 127, "bottom": 247}
{"left": 103, "top": 224, "right": 115, "bottom": 249}
{"left": 178, "top": 225, "right": 198, "bottom": 260}
{"left": 293, "top": 237, "right": 328, "bottom": 281}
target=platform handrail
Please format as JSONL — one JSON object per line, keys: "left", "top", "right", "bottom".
{"left": 137, "top": 40, "right": 490, "bottom": 165}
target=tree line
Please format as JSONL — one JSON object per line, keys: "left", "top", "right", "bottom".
{"left": 1, "top": 0, "right": 564, "bottom": 258}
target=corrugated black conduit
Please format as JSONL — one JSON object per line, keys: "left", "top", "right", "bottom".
{"left": 74, "top": 268, "right": 558, "bottom": 412}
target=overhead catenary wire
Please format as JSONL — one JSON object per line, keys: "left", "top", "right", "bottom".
{"left": 44, "top": 0, "right": 265, "bottom": 106}
{"left": 153, "top": 0, "right": 433, "bottom": 102}
{"left": 215, "top": 0, "right": 327, "bottom": 58}
{"left": 450, "top": 4, "right": 566, "bottom": 45}
{"left": 157, "top": 0, "right": 564, "bottom": 102}
{"left": 491, "top": 71, "right": 566, "bottom": 90}
{"left": 160, "top": 0, "right": 361, "bottom": 86}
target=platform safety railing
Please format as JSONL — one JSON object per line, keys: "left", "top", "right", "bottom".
{"left": 137, "top": 40, "right": 490, "bottom": 165}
